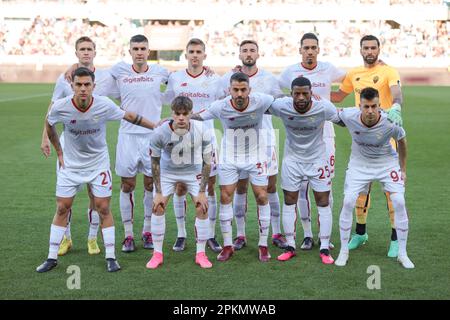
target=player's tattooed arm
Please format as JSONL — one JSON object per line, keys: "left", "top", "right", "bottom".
{"left": 199, "top": 152, "right": 212, "bottom": 193}
{"left": 46, "top": 119, "right": 64, "bottom": 168}
{"left": 190, "top": 113, "right": 204, "bottom": 121}
{"left": 124, "top": 111, "right": 156, "bottom": 129}
{"left": 151, "top": 156, "right": 162, "bottom": 194}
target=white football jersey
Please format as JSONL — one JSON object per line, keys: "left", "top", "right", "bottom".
{"left": 164, "top": 69, "right": 223, "bottom": 134}
{"left": 150, "top": 120, "right": 212, "bottom": 174}
{"left": 269, "top": 97, "right": 340, "bottom": 163}
{"left": 110, "top": 61, "right": 169, "bottom": 134}
{"left": 47, "top": 95, "right": 126, "bottom": 172}
{"left": 199, "top": 92, "right": 274, "bottom": 164}
{"left": 221, "top": 69, "right": 283, "bottom": 146}
{"left": 51, "top": 68, "right": 119, "bottom": 102}
{"left": 279, "top": 61, "right": 345, "bottom": 138}
{"left": 338, "top": 107, "right": 406, "bottom": 166}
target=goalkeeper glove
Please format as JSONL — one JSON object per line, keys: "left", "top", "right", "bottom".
{"left": 387, "top": 103, "right": 403, "bottom": 126}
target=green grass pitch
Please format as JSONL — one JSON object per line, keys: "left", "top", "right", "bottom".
{"left": 0, "top": 83, "right": 449, "bottom": 299}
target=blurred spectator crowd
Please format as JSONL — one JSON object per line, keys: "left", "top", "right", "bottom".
{"left": 1, "top": 15, "right": 447, "bottom": 62}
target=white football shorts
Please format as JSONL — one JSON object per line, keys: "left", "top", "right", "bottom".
{"left": 344, "top": 163, "right": 405, "bottom": 196}
{"left": 281, "top": 157, "right": 332, "bottom": 193}
{"left": 115, "top": 133, "right": 153, "bottom": 178}
{"left": 56, "top": 168, "right": 112, "bottom": 198}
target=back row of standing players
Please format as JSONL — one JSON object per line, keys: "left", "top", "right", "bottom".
{"left": 37, "top": 32, "right": 413, "bottom": 272}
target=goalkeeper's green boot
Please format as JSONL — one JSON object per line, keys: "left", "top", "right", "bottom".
{"left": 387, "top": 240, "right": 399, "bottom": 258}
{"left": 348, "top": 233, "right": 368, "bottom": 250}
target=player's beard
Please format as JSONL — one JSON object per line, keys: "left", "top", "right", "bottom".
{"left": 364, "top": 54, "right": 378, "bottom": 65}
{"left": 242, "top": 59, "right": 256, "bottom": 67}
{"left": 234, "top": 97, "right": 247, "bottom": 109}
{"left": 294, "top": 99, "right": 311, "bottom": 113}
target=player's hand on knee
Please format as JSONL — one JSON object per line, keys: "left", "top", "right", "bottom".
{"left": 152, "top": 193, "right": 165, "bottom": 213}
{"left": 196, "top": 192, "right": 209, "bottom": 214}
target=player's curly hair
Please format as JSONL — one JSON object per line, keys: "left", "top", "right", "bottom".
{"left": 171, "top": 96, "right": 193, "bottom": 113}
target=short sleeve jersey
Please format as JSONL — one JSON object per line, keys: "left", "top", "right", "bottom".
{"left": 150, "top": 120, "right": 212, "bottom": 174}
{"left": 221, "top": 69, "right": 283, "bottom": 146}
{"left": 269, "top": 97, "right": 340, "bottom": 163}
{"left": 278, "top": 61, "right": 346, "bottom": 138}
{"left": 337, "top": 107, "right": 406, "bottom": 166}
{"left": 339, "top": 64, "right": 401, "bottom": 109}
{"left": 47, "top": 95, "right": 125, "bottom": 171}
{"left": 199, "top": 92, "right": 274, "bottom": 163}
{"left": 110, "top": 61, "right": 169, "bottom": 134}
{"left": 164, "top": 69, "right": 223, "bottom": 133}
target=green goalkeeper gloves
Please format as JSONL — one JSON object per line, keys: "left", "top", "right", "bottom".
{"left": 387, "top": 103, "right": 403, "bottom": 126}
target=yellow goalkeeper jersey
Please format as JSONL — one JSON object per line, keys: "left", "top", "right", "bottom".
{"left": 339, "top": 64, "right": 401, "bottom": 110}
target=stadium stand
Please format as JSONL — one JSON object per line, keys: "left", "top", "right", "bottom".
{"left": 0, "top": 0, "right": 448, "bottom": 82}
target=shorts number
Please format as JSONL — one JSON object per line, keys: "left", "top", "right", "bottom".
{"left": 100, "top": 172, "right": 110, "bottom": 186}
{"left": 390, "top": 170, "right": 402, "bottom": 182}
{"left": 330, "top": 155, "right": 335, "bottom": 167}
{"left": 256, "top": 162, "right": 267, "bottom": 176}
{"left": 318, "top": 166, "right": 331, "bottom": 179}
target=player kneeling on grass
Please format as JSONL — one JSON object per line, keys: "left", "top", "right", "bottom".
{"left": 36, "top": 67, "right": 158, "bottom": 273}
{"left": 335, "top": 87, "right": 414, "bottom": 269}
{"left": 146, "top": 96, "right": 213, "bottom": 269}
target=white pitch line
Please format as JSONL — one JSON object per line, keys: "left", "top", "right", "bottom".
{"left": 0, "top": 93, "right": 51, "bottom": 103}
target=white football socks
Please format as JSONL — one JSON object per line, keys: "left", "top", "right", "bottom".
{"left": 219, "top": 204, "right": 233, "bottom": 247}
{"left": 102, "top": 226, "right": 116, "bottom": 259}
{"left": 298, "top": 181, "right": 313, "bottom": 239}
{"left": 233, "top": 192, "right": 247, "bottom": 238}
{"left": 195, "top": 217, "right": 209, "bottom": 253}
{"left": 282, "top": 204, "right": 297, "bottom": 249}
{"left": 48, "top": 224, "right": 66, "bottom": 260}
{"left": 151, "top": 214, "right": 166, "bottom": 254}
{"left": 142, "top": 190, "right": 153, "bottom": 234}
{"left": 119, "top": 190, "right": 134, "bottom": 238}
{"left": 173, "top": 194, "right": 187, "bottom": 238}
{"left": 268, "top": 192, "right": 281, "bottom": 235}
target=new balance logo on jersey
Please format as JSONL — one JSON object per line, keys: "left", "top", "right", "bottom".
{"left": 70, "top": 120, "right": 76, "bottom": 124}
{"left": 181, "top": 82, "right": 188, "bottom": 87}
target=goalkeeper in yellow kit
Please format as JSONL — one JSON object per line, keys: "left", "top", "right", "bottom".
{"left": 331, "top": 35, "right": 404, "bottom": 258}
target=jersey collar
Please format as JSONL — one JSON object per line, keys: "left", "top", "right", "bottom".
{"left": 230, "top": 98, "right": 250, "bottom": 112}
{"left": 71, "top": 97, "right": 94, "bottom": 113}
{"left": 132, "top": 64, "right": 149, "bottom": 74}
